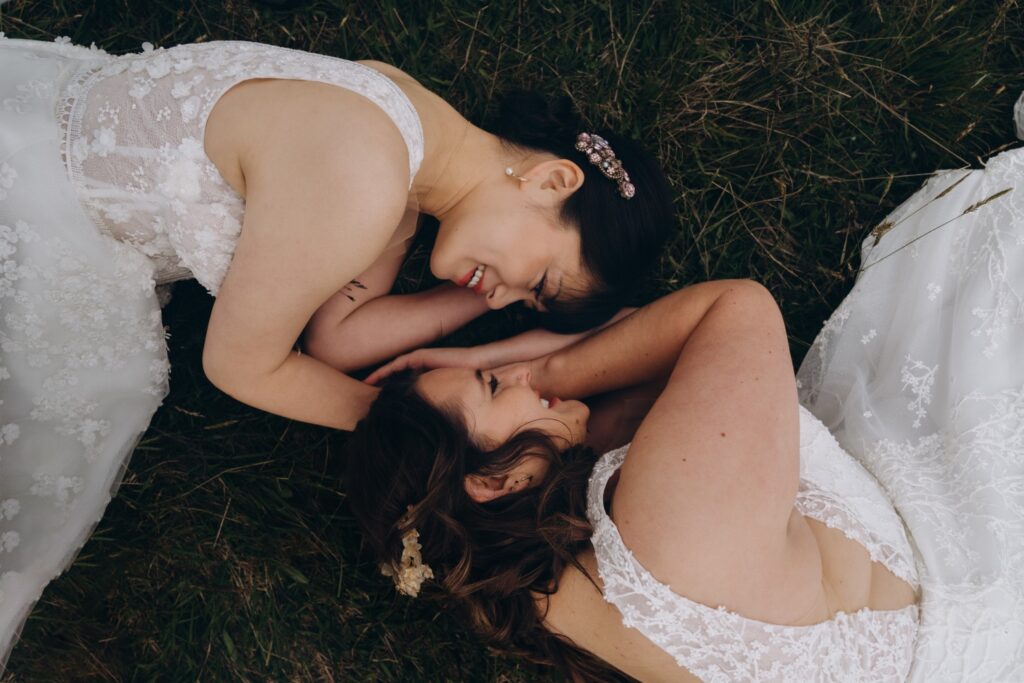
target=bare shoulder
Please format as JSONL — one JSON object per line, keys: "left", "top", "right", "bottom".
{"left": 540, "top": 551, "right": 701, "bottom": 682}
{"left": 206, "top": 78, "right": 411, "bottom": 202}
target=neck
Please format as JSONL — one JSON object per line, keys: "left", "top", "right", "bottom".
{"left": 412, "top": 119, "right": 546, "bottom": 221}
{"left": 412, "top": 121, "right": 493, "bottom": 218}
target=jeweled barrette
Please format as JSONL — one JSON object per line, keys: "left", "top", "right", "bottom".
{"left": 575, "top": 132, "right": 636, "bottom": 199}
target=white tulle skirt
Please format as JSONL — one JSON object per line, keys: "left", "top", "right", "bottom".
{"left": 798, "top": 142, "right": 1024, "bottom": 679}
{"left": 0, "top": 41, "right": 169, "bottom": 666}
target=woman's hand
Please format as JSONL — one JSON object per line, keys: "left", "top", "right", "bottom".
{"left": 366, "top": 306, "right": 637, "bottom": 386}
{"left": 364, "top": 346, "right": 485, "bottom": 385}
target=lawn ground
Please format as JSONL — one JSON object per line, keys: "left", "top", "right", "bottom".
{"left": 1, "top": 0, "right": 1022, "bottom": 680}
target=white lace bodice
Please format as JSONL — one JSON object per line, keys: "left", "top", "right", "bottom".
{"left": 56, "top": 40, "right": 424, "bottom": 292}
{"left": 587, "top": 407, "right": 919, "bottom": 682}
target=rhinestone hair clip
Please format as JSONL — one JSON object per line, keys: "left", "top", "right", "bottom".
{"left": 575, "top": 132, "right": 636, "bottom": 199}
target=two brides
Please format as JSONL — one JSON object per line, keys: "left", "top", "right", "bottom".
{"left": 0, "top": 36, "right": 674, "bottom": 664}
{"left": 4, "top": 32, "right": 1022, "bottom": 681}
{"left": 345, "top": 115, "right": 1024, "bottom": 678}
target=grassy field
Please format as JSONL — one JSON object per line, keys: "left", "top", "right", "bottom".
{"left": 1, "top": 0, "right": 1022, "bottom": 680}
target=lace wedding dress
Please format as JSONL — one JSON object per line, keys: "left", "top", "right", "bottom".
{"left": 0, "top": 37, "right": 423, "bottom": 665}
{"left": 588, "top": 121, "right": 1024, "bottom": 679}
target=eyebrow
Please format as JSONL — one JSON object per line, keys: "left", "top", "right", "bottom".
{"left": 475, "top": 369, "right": 487, "bottom": 399}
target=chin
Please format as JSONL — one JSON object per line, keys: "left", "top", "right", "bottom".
{"left": 427, "top": 253, "right": 444, "bottom": 280}
{"left": 571, "top": 401, "right": 591, "bottom": 421}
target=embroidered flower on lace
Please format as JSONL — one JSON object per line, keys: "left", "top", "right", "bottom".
{"left": 144, "top": 54, "right": 172, "bottom": 80}
{"left": 0, "top": 532, "right": 20, "bottom": 553}
{"left": 0, "top": 162, "right": 17, "bottom": 201}
{"left": 861, "top": 393, "right": 1021, "bottom": 580}
{"left": 0, "top": 500, "right": 19, "bottom": 521}
{"left": 30, "top": 474, "right": 85, "bottom": 513}
{"left": 90, "top": 126, "right": 116, "bottom": 156}
{"left": 180, "top": 94, "right": 200, "bottom": 122}
{"left": 128, "top": 78, "right": 153, "bottom": 101}
{"left": 900, "top": 356, "right": 937, "bottom": 428}
{"left": 157, "top": 138, "right": 205, "bottom": 202}
{"left": 585, "top": 436, "right": 918, "bottom": 682}
{"left": 0, "top": 425, "right": 19, "bottom": 445}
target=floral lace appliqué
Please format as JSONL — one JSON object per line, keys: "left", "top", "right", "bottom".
{"left": 586, "top": 410, "right": 919, "bottom": 683}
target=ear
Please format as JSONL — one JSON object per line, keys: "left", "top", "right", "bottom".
{"left": 464, "top": 474, "right": 510, "bottom": 503}
{"left": 527, "top": 159, "right": 585, "bottom": 200}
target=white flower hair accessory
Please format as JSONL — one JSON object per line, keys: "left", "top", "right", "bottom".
{"left": 380, "top": 514, "right": 434, "bottom": 597}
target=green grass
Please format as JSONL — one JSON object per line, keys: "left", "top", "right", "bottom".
{"left": 1, "top": 0, "right": 1022, "bottom": 680}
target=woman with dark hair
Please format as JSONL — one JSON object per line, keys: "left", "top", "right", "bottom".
{"left": 346, "top": 131, "right": 1024, "bottom": 680}
{"left": 0, "top": 37, "right": 674, "bottom": 663}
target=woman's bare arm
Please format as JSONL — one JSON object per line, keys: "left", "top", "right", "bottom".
{"left": 528, "top": 280, "right": 748, "bottom": 400}
{"left": 202, "top": 80, "right": 410, "bottom": 430}
{"left": 363, "top": 307, "right": 637, "bottom": 384}
{"left": 305, "top": 284, "right": 490, "bottom": 372}
{"left": 612, "top": 282, "right": 818, "bottom": 625}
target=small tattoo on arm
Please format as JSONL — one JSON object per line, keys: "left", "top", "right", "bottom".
{"left": 341, "top": 278, "right": 367, "bottom": 302}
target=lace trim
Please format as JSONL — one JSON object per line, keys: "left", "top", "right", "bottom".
{"left": 795, "top": 490, "right": 918, "bottom": 588}
{"left": 795, "top": 408, "right": 920, "bottom": 589}
{"left": 59, "top": 61, "right": 108, "bottom": 234}
{"left": 586, "top": 438, "right": 919, "bottom": 681}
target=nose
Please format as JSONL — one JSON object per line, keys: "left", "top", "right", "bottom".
{"left": 486, "top": 284, "right": 530, "bottom": 310}
{"left": 511, "top": 366, "right": 531, "bottom": 385}
{"left": 494, "top": 364, "right": 532, "bottom": 387}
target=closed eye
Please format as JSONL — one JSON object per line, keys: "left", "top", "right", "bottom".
{"left": 532, "top": 271, "right": 548, "bottom": 304}
{"left": 489, "top": 374, "right": 499, "bottom": 395}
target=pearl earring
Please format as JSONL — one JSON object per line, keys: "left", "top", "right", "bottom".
{"left": 504, "top": 167, "right": 528, "bottom": 182}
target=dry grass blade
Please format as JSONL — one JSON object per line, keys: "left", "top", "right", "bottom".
{"left": 862, "top": 187, "right": 1013, "bottom": 272}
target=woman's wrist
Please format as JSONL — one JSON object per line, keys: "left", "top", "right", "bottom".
{"left": 531, "top": 353, "right": 560, "bottom": 398}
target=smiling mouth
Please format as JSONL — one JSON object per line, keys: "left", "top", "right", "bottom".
{"left": 458, "top": 264, "right": 486, "bottom": 293}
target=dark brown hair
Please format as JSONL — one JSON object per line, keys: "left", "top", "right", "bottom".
{"left": 492, "top": 91, "right": 675, "bottom": 333}
{"left": 344, "top": 371, "right": 632, "bottom": 682}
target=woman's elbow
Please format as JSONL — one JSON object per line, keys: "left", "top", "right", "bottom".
{"left": 201, "top": 342, "right": 246, "bottom": 398}
{"left": 721, "top": 279, "right": 780, "bottom": 314}
{"left": 301, "top": 323, "right": 361, "bottom": 372}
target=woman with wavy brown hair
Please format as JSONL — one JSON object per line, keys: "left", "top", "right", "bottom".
{"left": 346, "top": 130, "right": 1024, "bottom": 681}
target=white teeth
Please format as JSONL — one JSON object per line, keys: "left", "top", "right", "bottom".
{"left": 466, "top": 264, "right": 485, "bottom": 288}
{"left": 539, "top": 398, "right": 550, "bottom": 408}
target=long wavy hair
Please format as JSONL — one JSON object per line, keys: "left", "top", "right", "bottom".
{"left": 344, "top": 370, "right": 631, "bottom": 682}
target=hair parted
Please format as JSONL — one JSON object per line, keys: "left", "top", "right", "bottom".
{"left": 492, "top": 90, "right": 675, "bottom": 333}
{"left": 344, "top": 371, "right": 632, "bottom": 682}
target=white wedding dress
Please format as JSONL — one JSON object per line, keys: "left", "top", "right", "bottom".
{"left": 0, "top": 37, "right": 423, "bottom": 666}
{"left": 588, "top": 120, "right": 1024, "bottom": 678}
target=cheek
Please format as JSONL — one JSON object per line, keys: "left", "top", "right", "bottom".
{"left": 526, "top": 456, "right": 551, "bottom": 481}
